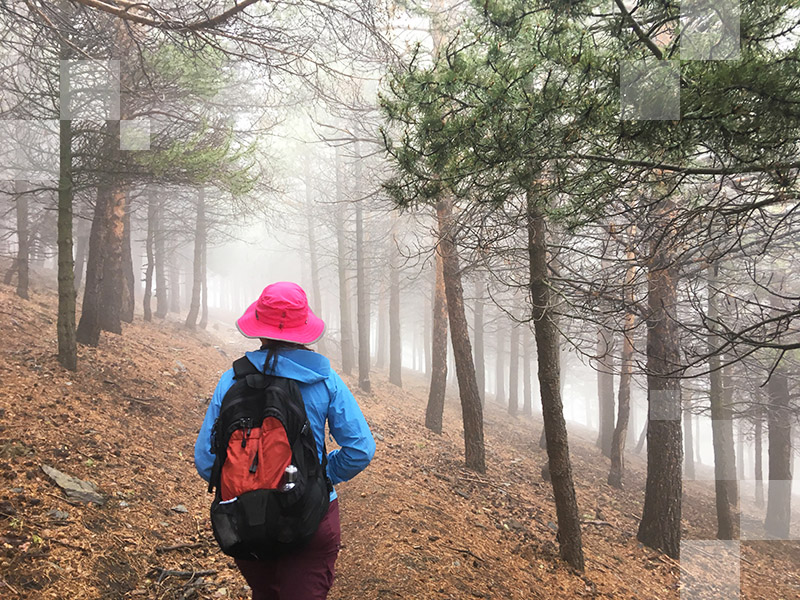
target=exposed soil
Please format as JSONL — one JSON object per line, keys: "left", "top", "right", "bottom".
{"left": 0, "top": 282, "right": 797, "bottom": 599}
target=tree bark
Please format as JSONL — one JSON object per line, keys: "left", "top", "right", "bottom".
{"left": 754, "top": 396, "right": 765, "bottom": 508}
{"left": 495, "top": 326, "right": 505, "bottom": 404}
{"left": 169, "top": 257, "right": 182, "bottom": 314}
{"left": 121, "top": 196, "right": 135, "bottom": 323}
{"left": 199, "top": 233, "right": 208, "bottom": 330}
{"left": 334, "top": 147, "right": 355, "bottom": 375}
{"left": 707, "top": 264, "right": 738, "bottom": 539}
{"left": 305, "top": 168, "right": 328, "bottom": 355}
{"left": 508, "top": 322, "right": 520, "bottom": 416}
{"left": 437, "top": 196, "right": 485, "bottom": 473}
{"left": 98, "top": 178, "right": 126, "bottom": 334}
{"left": 143, "top": 194, "right": 155, "bottom": 322}
{"left": 389, "top": 226, "right": 402, "bottom": 387}
{"left": 76, "top": 180, "right": 111, "bottom": 346}
{"left": 527, "top": 192, "right": 584, "bottom": 571}
{"left": 596, "top": 326, "right": 615, "bottom": 458}
{"left": 153, "top": 199, "right": 168, "bottom": 318}
{"left": 637, "top": 198, "right": 683, "bottom": 560}
{"left": 473, "top": 280, "right": 485, "bottom": 403}
{"left": 14, "top": 180, "right": 30, "bottom": 300}
{"left": 609, "top": 309, "right": 635, "bottom": 488}
{"left": 523, "top": 329, "right": 533, "bottom": 417}
{"left": 185, "top": 188, "right": 205, "bottom": 330}
{"left": 765, "top": 355, "right": 792, "bottom": 539}
{"left": 683, "top": 397, "right": 696, "bottom": 481}
{"left": 635, "top": 419, "right": 648, "bottom": 454}
{"left": 354, "top": 143, "right": 371, "bottom": 394}
{"left": 376, "top": 286, "right": 388, "bottom": 369}
{"left": 73, "top": 218, "right": 88, "bottom": 293}
{"left": 57, "top": 74, "right": 77, "bottom": 370}
{"left": 425, "top": 250, "right": 448, "bottom": 434}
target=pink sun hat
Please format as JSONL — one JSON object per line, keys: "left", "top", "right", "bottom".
{"left": 236, "top": 282, "right": 326, "bottom": 345}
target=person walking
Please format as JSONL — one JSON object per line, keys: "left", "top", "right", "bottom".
{"left": 195, "top": 281, "right": 375, "bottom": 600}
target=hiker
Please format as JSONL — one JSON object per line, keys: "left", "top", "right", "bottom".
{"left": 194, "top": 281, "right": 376, "bottom": 600}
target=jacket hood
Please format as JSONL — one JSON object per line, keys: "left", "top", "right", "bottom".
{"left": 245, "top": 348, "right": 330, "bottom": 384}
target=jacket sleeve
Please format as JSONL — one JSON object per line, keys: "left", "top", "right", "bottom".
{"left": 194, "top": 368, "right": 235, "bottom": 482}
{"left": 325, "top": 371, "right": 376, "bottom": 486}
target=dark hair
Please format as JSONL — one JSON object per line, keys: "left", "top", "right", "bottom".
{"left": 259, "top": 339, "right": 309, "bottom": 372}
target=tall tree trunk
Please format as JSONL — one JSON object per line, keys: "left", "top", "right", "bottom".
{"left": 423, "top": 293, "right": 432, "bottom": 375}
{"left": 635, "top": 419, "right": 648, "bottom": 454}
{"left": 389, "top": 226, "right": 402, "bottom": 387}
{"left": 305, "top": 168, "right": 328, "bottom": 355}
{"left": 199, "top": 232, "right": 208, "bottom": 330}
{"left": 708, "top": 265, "right": 738, "bottom": 539}
{"left": 143, "top": 195, "right": 155, "bottom": 322}
{"left": 765, "top": 355, "right": 792, "bottom": 539}
{"left": 695, "top": 413, "right": 702, "bottom": 463}
{"left": 14, "top": 180, "right": 30, "bottom": 300}
{"left": 153, "top": 200, "right": 168, "bottom": 318}
{"left": 495, "top": 326, "right": 505, "bottom": 404}
{"left": 596, "top": 326, "right": 615, "bottom": 458}
{"left": 754, "top": 396, "right": 765, "bottom": 508}
{"left": 508, "top": 322, "right": 520, "bottom": 416}
{"left": 376, "top": 286, "right": 388, "bottom": 369}
{"left": 609, "top": 302, "right": 635, "bottom": 488}
{"left": 354, "top": 143, "right": 371, "bottom": 393}
{"left": 185, "top": 188, "right": 205, "bottom": 330}
{"left": 73, "top": 218, "right": 88, "bottom": 294}
{"left": 437, "top": 196, "right": 485, "bottom": 473}
{"left": 334, "top": 148, "right": 355, "bottom": 375}
{"left": 523, "top": 329, "right": 533, "bottom": 416}
{"left": 637, "top": 199, "right": 682, "bottom": 560}
{"left": 169, "top": 257, "right": 182, "bottom": 314}
{"left": 726, "top": 367, "right": 743, "bottom": 492}
{"left": 527, "top": 192, "right": 584, "bottom": 571}
{"left": 426, "top": 251, "right": 448, "bottom": 433}
{"left": 98, "top": 178, "right": 126, "bottom": 334}
{"left": 473, "top": 280, "right": 485, "bottom": 403}
{"left": 76, "top": 180, "right": 111, "bottom": 346}
{"left": 683, "top": 396, "right": 696, "bottom": 480}
{"left": 57, "top": 64, "right": 77, "bottom": 370}
{"left": 121, "top": 197, "right": 135, "bottom": 323}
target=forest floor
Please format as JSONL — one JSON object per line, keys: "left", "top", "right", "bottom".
{"left": 0, "top": 282, "right": 798, "bottom": 599}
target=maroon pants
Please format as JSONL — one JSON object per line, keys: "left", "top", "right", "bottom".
{"left": 235, "top": 499, "right": 340, "bottom": 600}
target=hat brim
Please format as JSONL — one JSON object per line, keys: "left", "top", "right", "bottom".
{"left": 235, "top": 298, "right": 326, "bottom": 345}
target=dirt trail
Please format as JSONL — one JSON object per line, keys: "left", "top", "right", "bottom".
{"left": 0, "top": 284, "right": 797, "bottom": 599}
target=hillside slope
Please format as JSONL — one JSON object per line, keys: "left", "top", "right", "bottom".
{"left": 0, "top": 284, "right": 797, "bottom": 599}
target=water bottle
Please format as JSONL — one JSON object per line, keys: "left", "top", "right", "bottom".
{"left": 281, "top": 465, "right": 298, "bottom": 492}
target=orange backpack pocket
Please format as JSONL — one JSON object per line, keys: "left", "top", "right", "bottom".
{"left": 220, "top": 417, "right": 292, "bottom": 501}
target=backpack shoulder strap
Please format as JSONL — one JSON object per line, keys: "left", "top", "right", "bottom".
{"left": 232, "top": 356, "right": 259, "bottom": 379}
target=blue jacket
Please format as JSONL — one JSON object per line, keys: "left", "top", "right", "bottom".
{"left": 194, "top": 348, "right": 375, "bottom": 501}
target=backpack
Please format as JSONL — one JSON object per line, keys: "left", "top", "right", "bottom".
{"left": 207, "top": 356, "right": 331, "bottom": 560}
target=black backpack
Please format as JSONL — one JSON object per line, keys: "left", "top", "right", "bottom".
{"left": 208, "top": 356, "right": 331, "bottom": 560}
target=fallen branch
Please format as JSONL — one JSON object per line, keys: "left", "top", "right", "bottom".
{"left": 154, "top": 568, "right": 217, "bottom": 584}
{"left": 581, "top": 520, "right": 614, "bottom": 527}
{"left": 442, "top": 544, "right": 484, "bottom": 562}
{"left": 0, "top": 578, "right": 19, "bottom": 595}
{"left": 155, "top": 542, "right": 204, "bottom": 553}
{"left": 124, "top": 395, "right": 159, "bottom": 405}
{"left": 49, "top": 538, "right": 89, "bottom": 553}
